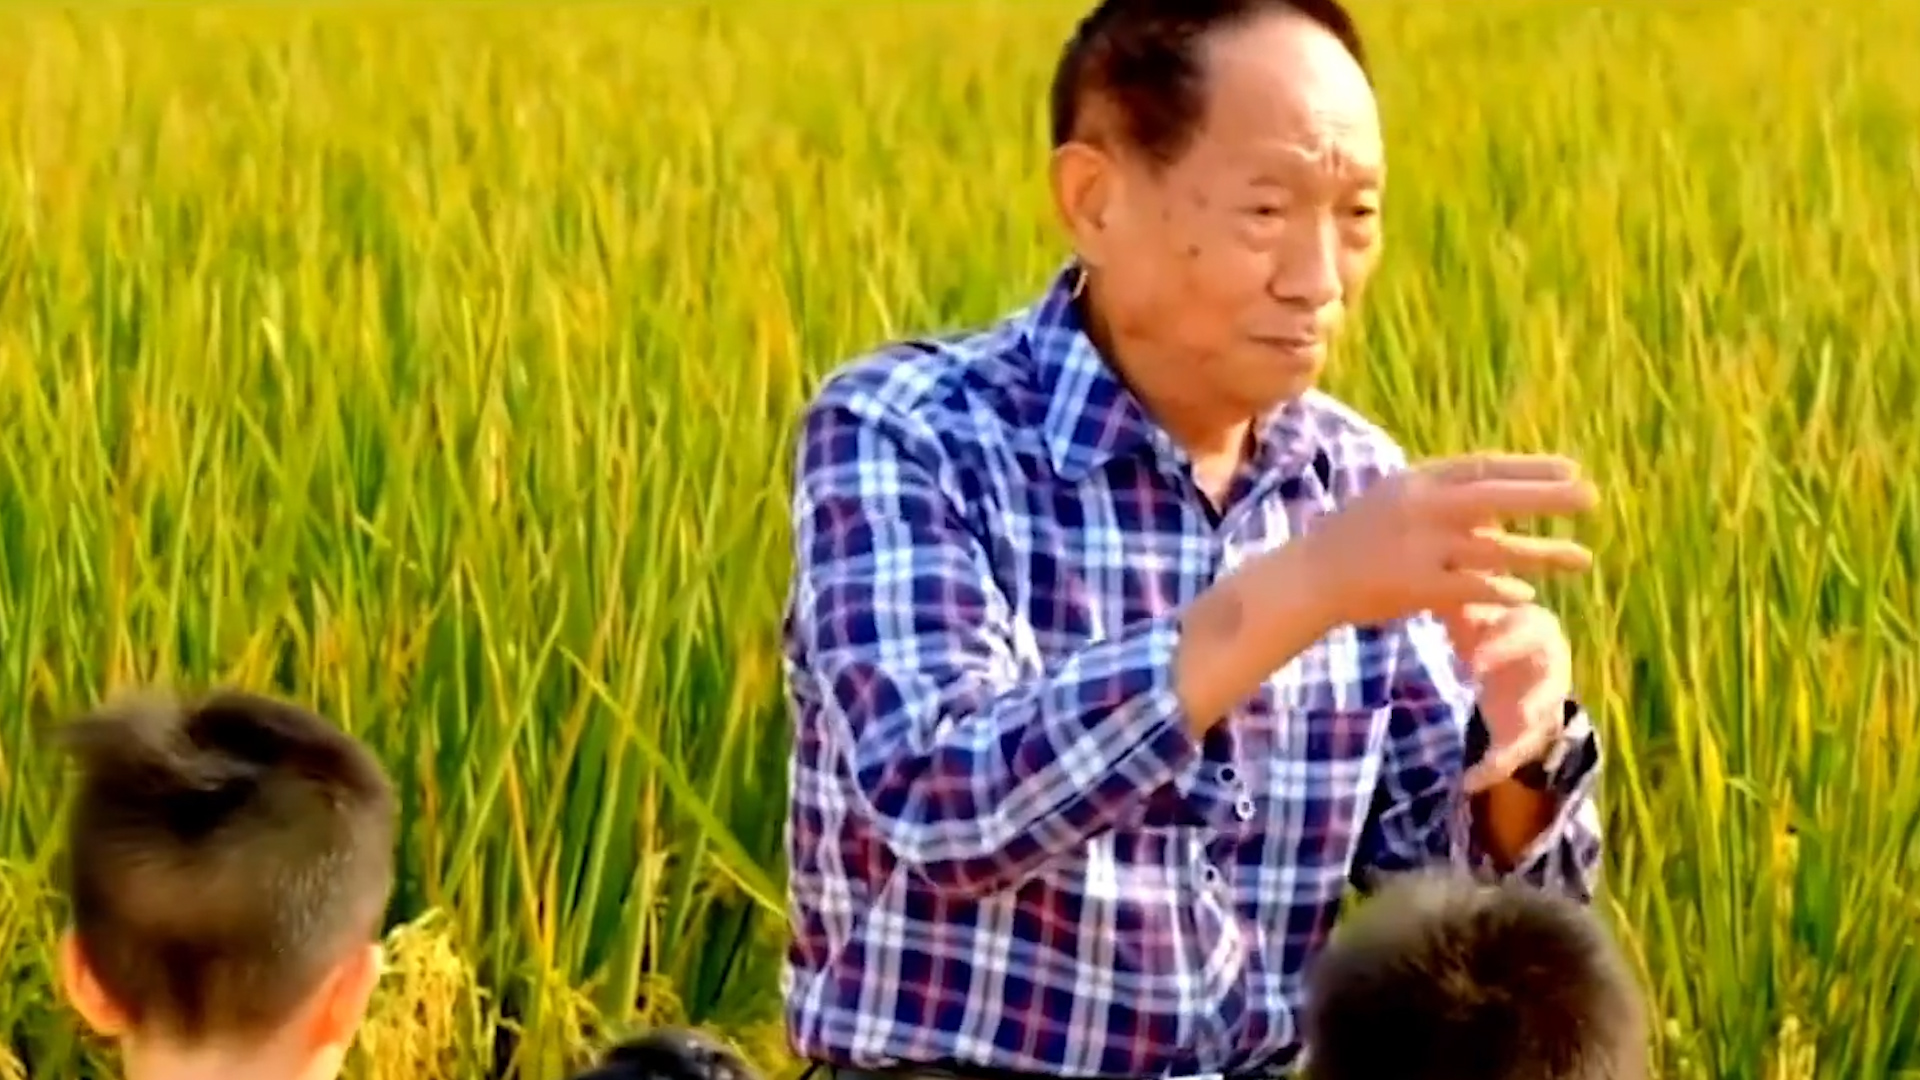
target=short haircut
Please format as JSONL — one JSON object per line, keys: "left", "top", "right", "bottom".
{"left": 1049, "top": 0, "right": 1369, "bottom": 166}
{"left": 58, "top": 689, "right": 397, "bottom": 1042}
{"left": 567, "top": 1029, "right": 759, "bottom": 1080}
{"left": 1303, "top": 872, "right": 1647, "bottom": 1080}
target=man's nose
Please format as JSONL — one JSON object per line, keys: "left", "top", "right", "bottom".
{"left": 1268, "top": 212, "right": 1343, "bottom": 309}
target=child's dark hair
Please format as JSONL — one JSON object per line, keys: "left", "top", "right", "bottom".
{"left": 567, "top": 1028, "right": 759, "bottom": 1080}
{"left": 1303, "top": 871, "right": 1646, "bottom": 1080}
{"left": 58, "top": 688, "right": 397, "bottom": 1042}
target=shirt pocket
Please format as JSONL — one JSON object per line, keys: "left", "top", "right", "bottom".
{"left": 1239, "top": 629, "right": 1393, "bottom": 792}
{"left": 1231, "top": 703, "right": 1388, "bottom": 918}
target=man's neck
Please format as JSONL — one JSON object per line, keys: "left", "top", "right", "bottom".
{"left": 1080, "top": 291, "right": 1256, "bottom": 482}
{"left": 122, "top": 1038, "right": 339, "bottom": 1080}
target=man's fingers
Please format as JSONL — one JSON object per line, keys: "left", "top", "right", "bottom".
{"left": 1466, "top": 621, "right": 1539, "bottom": 672}
{"left": 1463, "top": 736, "right": 1537, "bottom": 795}
{"left": 1435, "top": 572, "right": 1537, "bottom": 609}
{"left": 1439, "top": 601, "right": 1509, "bottom": 652}
{"left": 1464, "top": 723, "right": 1559, "bottom": 796}
{"left": 1517, "top": 684, "right": 1566, "bottom": 729}
{"left": 1462, "top": 758, "right": 1505, "bottom": 796}
{"left": 1420, "top": 453, "right": 1584, "bottom": 485}
{"left": 1427, "top": 478, "right": 1599, "bottom": 526}
{"left": 1447, "top": 529, "right": 1593, "bottom": 575}
{"left": 1451, "top": 601, "right": 1511, "bottom": 630}
{"left": 1415, "top": 456, "right": 1595, "bottom": 531}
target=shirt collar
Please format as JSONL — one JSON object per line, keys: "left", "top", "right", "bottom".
{"left": 1019, "top": 260, "right": 1323, "bottom": 484}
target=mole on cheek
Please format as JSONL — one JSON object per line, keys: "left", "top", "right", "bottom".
{"left": 1186, "top": 243, "right": 1203, "bottom": 258}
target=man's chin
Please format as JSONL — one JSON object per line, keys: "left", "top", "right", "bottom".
{"left": 1252, "top": 368, "right": 1324, "bottom": 411}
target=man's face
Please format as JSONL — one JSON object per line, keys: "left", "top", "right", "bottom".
{"left": 1096, "top": 12, "right": 1385, "bottom": 416}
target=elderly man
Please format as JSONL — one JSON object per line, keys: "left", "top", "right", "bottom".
{"left": 780, "top": 2, "right": 1607, "bottom": 1078}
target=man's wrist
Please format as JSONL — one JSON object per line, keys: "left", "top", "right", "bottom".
{"left": 1465, "top": 698, "right": 1582, "bottom": 792}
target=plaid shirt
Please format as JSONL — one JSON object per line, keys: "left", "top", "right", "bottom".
{"left": 780, "top": 264, "right": 1604, "bottom": 1078}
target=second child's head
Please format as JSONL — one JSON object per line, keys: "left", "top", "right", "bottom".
{"left": 567, "top": 1028, "right": 761, "bottom": 1080}
{"left": 1303, "top": 871, "right": 1647, "bottom": 1080}
{"left": 55, "top": 689, "right": 397, "bottom": 1080}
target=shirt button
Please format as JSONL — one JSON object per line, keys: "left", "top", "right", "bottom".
{"left": 1200, "top": 865, "right": 1222, "bottom": 887}
{"left": 1217, "top": 765, "right": 1238, "bottom": 784}
{"left": 1234, "top": 798, "right": 1256, "bottom": 821}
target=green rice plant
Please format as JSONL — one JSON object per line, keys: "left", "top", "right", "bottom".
{"left": 0, "top": 2, "right": 1914, "bottom": 1077}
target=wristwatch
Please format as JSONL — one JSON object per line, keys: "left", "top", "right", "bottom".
{"left": 1465, "top": 698, "right": 1581, "bottom": 792}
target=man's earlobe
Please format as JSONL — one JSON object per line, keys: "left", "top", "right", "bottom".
{"left": 58, "top": 929, "right": 129, "bottom": 1038}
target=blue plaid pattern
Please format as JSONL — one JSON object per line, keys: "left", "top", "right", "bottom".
{"left": 780, "top": 264, "right": 1604, "bottom": 1078}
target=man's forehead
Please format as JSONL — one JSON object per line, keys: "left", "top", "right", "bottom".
{"left": 1239, "top": 121, "right": 1384, "bottom": 173}
{"left": 1198, "top": 11, "right": 1381, "bottom": 161}
{"left": 1200, "top": 102, "right": 1385, "bottom": 180}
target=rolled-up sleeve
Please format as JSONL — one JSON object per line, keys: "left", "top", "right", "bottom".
{"left": 786, "top": 387, "right": 1198, "bottom": 896}
{"left": 1353, "top": 609, "right": 1604, "bottom": 902}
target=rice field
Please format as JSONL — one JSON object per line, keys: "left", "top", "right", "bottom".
{"left": 0, "top": 1, "right": 1915, "bottom": 1078}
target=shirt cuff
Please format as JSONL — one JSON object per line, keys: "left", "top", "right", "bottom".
{"left": 1457, "top": 701, "right": 1602, "bottom": 878}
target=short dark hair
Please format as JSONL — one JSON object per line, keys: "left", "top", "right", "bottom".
{"left": 1303, "top": 872, "right": 1647, "bottom": 1080}
{"left": 1049, "top": 0, "right": 1369, "bottom": 166}
{"left": 58, "top": 688, "right": 397, "bottom": 1042}
{"left": 567, "top": 1029, "right": 759, "bottom": 1080}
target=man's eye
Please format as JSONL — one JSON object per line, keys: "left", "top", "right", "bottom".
{"left": 1250, "top": 204, "right": 1288, "bottom": 218}
{"left": 1348, "top": 204, "right": 1380, "bottom": 220}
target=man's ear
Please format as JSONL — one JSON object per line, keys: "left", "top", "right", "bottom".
{"left": 59, "top": 929, "right": 130, "bottom": 1038}
{"left": 1049, "top": 140, "right": 1126, "bottom": 272}
{"left": 302, "top": 942, "right": 383, "bottom": 1051}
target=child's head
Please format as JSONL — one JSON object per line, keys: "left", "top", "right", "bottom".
{"left": 1303, "top": 871, "right": 1646, "bottom": 1080}
{"left": 55, "top": 689, "right": 396, "bottom": 1080}
{"left": 566, "top": 1028, "right": 760, "bottom": 1080}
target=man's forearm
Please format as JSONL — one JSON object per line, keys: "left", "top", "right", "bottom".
{"left": 845, "top": 539, "right": 1339, "bottom": 893}
{"left": 1173, "top": 539, "right": 1335, "bottom": 735}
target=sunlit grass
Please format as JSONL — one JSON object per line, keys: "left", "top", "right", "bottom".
{"left": 0, "top": 2, "right": 1915, "bottom": 1077}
